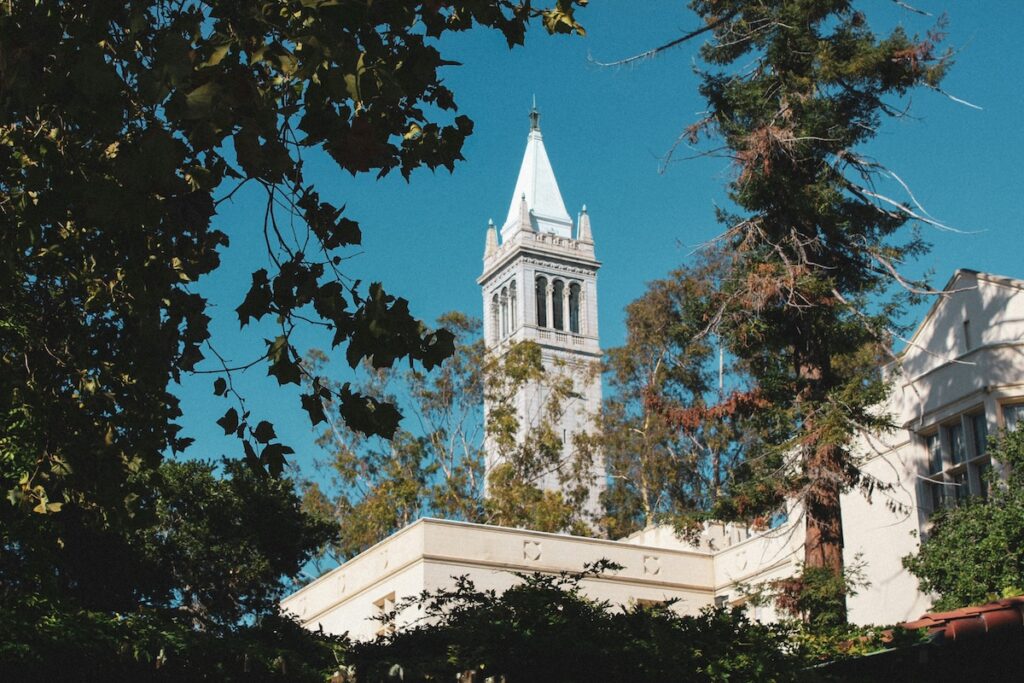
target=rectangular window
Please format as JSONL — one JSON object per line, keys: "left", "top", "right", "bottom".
{"left": 946, "top": 422, "right": 967, "bottom": 465}
{"left": 637, "top": 598, "right": 668, "bottom": 611}
{"left": 926, "top": 433, "right": 943, "bottom": 473}
{"left": 374, "top": 592, "right": 397, "bottom": 637}
{"left": 952, "top": 470, "right": 969, "bottom": 505}
{"left": 929, "top": 478, "right": 946, "bottom": 511}
{"left": 970, "top": 413, "right": 988, "bottom": 458}
{"left": 1004, "top": 404, "right": 1024, "bottom": 431}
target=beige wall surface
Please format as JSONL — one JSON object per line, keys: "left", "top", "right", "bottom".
{"left": 284, "top": 519, "right": 722, "bottom": 640}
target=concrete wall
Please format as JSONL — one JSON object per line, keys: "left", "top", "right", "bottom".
{"left": 284, "top": 519, "right": 719, "bottom": 640}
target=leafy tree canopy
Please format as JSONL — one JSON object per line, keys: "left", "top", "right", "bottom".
{"left": 302, "top": 316, "right": 598, "bottom": 564}
{"left": 600, "top": 251, "right": 763, "bottom": 539}
{"left": 0, "top": 459, "right": 339, "bottom": 680}
{"left": 654, "top": 0, "right": 952, "bottom": 623}
{"left": 0, "top": 0, "right": 587, "bottom": 676}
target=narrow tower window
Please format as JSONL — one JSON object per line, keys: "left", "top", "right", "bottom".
{"left": 552, "top": 280, "right": 565, "bottom": 330}
{"left": 569, "top": 282, "right": 581, "bottom": 334}
{"left": 535, "top": 277, "right": 548, "bottom": 328}
{"left": 510, "top": 280, "right": 517, "bottom": 333}
{"left": 491, "top": 294, "right": 499, "bottom": 343}
{"left": 500, "top": 287, "right": 509, "bottom": 338}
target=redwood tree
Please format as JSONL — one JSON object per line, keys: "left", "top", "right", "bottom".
{"left": 681, "top": 0, "right": 951, "bottom": 624}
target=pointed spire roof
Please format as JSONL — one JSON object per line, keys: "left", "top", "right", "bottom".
{"left": 501, "top": 104, "right": 573, "bottom": 240}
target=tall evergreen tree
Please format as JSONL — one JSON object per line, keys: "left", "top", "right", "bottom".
{"left": 677, "top": 0, "right": 951, "bottom": 624}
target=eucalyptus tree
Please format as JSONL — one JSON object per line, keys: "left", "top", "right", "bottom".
{"left": 601, "top": 252, "right": 760, "bottom": 540}
{"left": 303, "top": 315, "right": 597, "bottom": 563}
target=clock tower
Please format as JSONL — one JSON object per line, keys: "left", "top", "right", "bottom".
{"left": 478, "top": 106, "right": 604, "bottom": 515}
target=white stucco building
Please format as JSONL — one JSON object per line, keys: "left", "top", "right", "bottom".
{"left": 282, "top": 112, "right": 1024, "bottom": 640}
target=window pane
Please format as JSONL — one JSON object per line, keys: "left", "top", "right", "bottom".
{"left": 568, "top": 283, "right": 580, "bottom": 334}
{"left": 510, "top": 281, "right": 517, "bottom": 330}
{"left": 947, "top": 423, "right": 966, "bottom": 465}
{"left": 1005, "top": 404, "right": 1024, "bottom": 431}
{"left": 930, "top": 480, "right": 945, "bottom": 511}
{"left": 971, "top": 413, "right": 988, "bottom": 457}
{"left": 552, "top": 280, "right": 564, "bottom": 330}
{"left": 927, "top": 433, "right": 943, "bottom": 473}
{"left": 535, "top": 278, "right": 547, "bottom": 328}
{"left": 952, "top": 470, "right": 969, "bottom": 505}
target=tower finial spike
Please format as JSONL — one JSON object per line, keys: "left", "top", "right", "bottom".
{"left": 529, "top": 98, "right": 540, "bottom": 132}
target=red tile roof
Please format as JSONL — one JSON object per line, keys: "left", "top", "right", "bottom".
{"left": 902, "top": 596, "right": 1024, "bottom": 642}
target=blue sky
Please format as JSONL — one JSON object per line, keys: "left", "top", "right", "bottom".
{"left": 178, "top": 3, "right": 1024, "bottom": 471}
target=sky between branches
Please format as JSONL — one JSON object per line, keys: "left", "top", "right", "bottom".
{"left": 176, "top": 3, "right": 1024, "bottom": 478}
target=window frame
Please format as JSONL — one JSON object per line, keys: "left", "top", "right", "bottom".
{"left": 922, "top": 406, "right": 994, "bottom": 510}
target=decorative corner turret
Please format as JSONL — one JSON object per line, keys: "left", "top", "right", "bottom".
{"left": 519, "top": 193, "right": 532, "bottom": 233}
{"left": 577, "top": 204, "right": 593, "bottom": 243}
{"left": 484, "top": 219, "right": 498, "bottom": 260}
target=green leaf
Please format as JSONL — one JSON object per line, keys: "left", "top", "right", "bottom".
{"left": 339, "top": 383, "right": 402, "bottom": 438}
{"left": 301, "top": 390, "right": 328, "bottom": 426}
{"left": 237, "top": 269, "right": 272, "bottom": 326}
{"left": 266, "top": 336, "right": 301, "bottom": 385}
{"left": 260, "top": 443, "right": 294, "bottom": 477}
{"left": 181, "top": 81, "right": 224, "bottom": 120}
{"left": 217, "top": 408, "right": 239, "bottom": 435}
{"left": 253, "top": 420, "right": 276, "bottom": 444}
{"left": 213, "top": 377, "right": 227, "bottom": 396}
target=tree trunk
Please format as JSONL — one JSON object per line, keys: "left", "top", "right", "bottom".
{"left": 798, "top": 346, "right": 848, "bottom": 625}
{"left": 803, "top": 442, "right": 848, "bottom": 625}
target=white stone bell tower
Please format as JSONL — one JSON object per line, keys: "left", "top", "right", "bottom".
{"left": 477, "top": 105, "right": 604, "bottom": 515}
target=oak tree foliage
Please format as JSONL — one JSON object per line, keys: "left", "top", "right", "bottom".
{"left": 0, "top": 0, "right": 587, "bottom": 676}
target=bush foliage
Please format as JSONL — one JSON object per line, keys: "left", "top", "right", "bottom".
{"left": 342, "top": 563, "right": 806, "bottom": 683}
{"left": 904, "top": 429, "right": 1024, "bottom": 610}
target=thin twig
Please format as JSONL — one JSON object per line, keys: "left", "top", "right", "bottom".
{"left": 590, "top": 10, "right": 739, "bottom": 68}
